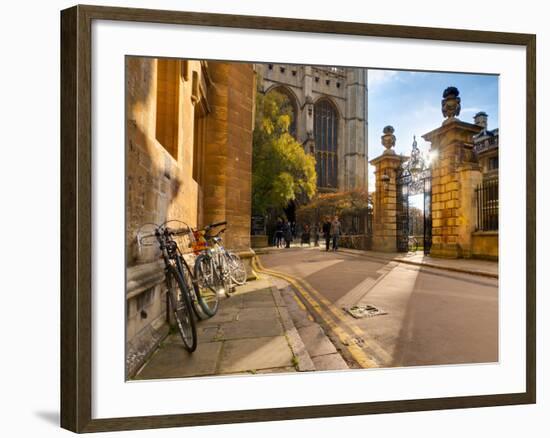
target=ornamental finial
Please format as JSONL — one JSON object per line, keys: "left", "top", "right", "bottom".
{"left": 441, "top": 86, "right": 461, "bottom": 123}
{"left": 381, "top": 125, "right": 396, "bottom": 155}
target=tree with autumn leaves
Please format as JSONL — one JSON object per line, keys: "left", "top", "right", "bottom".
{"left": 252, "top": 88, "right": 317, "bottom": 216}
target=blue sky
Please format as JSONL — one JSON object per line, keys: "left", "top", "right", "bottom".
{"left": 367, "top": 69, "right": 499, "bottom": 194}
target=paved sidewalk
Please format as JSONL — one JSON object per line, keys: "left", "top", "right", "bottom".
{"left": 133, "top": 279, "right": 317, "bottom": 379}
{"left": 270, "top": 277, "right": 349, "bottom": 371}
{"left": 256, "top": 245, "right": 498, "bottom": 278}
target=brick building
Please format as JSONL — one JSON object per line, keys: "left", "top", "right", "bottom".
{"left": 125, "top": 57, "right": 256, "bottom": 376}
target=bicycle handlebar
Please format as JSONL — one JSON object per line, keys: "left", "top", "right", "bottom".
{"left": 206, "top": 228, "right": 226, "bottom": 240}
{"left": 204, "top": 221, "right": 227, "bottom": 231}
{"left": 166, "top": 226, "right": 192, "bottom": 236}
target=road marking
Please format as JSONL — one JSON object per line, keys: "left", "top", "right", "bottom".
{"left": 253, "top": 257, "right": 381, "bottom": 368}
{"left": 256, "top": 257, "right": 393, "bottom": 364}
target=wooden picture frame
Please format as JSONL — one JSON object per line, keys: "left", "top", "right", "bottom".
{"left": 60, "top": 4, "right": 536, "bottom": 433}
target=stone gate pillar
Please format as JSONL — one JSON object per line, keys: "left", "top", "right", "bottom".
{"left": 370, "top": 126, "right": 407, "bottom": 252}
{"left": 422, "top": 87, "right": 483, "bottom": 258}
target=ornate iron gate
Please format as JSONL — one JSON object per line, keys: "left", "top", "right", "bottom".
{"left": 396, "top": 137, "right": 432, "bottom": 254}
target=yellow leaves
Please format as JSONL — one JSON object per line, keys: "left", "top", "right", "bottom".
{"left": 252, "top": 90, "right": 317, "bottom": 214}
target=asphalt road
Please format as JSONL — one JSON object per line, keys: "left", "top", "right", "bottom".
{"left": 258, "top": 246, "right": 499, "bottom": 369}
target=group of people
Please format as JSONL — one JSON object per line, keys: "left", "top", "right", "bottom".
{"left": 273, "top": 219, "right": 294, "bottom": 248}
{"left": 272, "top": 215, "right": 342, "bottom": 251}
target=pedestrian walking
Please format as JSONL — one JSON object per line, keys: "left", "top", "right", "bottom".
{"left": 283, "top": 220, "right": 292, "bottom": 248}
{"left": 301, "top": 224, "right": 311, "bottom": 246}
{"left": 330, "top": 215, "right": 342, "bottom": 251}
{"left": 314, "top": 223, "right": 320, "bottom": 247}
{"left": 274, "top": 218, "right": 284, "bottom": 248}
{"left": 322, "top": 216, "right": 331, "bottom": 251}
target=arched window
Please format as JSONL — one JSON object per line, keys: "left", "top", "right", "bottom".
{"left": 267, "top": 87, "right": 298, "bottom": 138}
{"left": 314, "top": 99, "right": 338, "bottom": 188}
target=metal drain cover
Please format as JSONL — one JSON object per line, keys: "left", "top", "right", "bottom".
{"left": 345, "top": 304, "right": 387, "bottom": 319}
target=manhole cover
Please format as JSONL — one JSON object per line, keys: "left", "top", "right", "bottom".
{"left": 345, "top": 304, "right": 387, "bottom": 319}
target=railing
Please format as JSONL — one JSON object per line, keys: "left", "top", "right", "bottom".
{"left": 475, "top": 179, "right": 499, "bottom": 231}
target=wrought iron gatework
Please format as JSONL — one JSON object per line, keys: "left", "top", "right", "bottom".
{"left": 366, "top": 205, "right": 373, "bottom": 250}
{"left": 396, "top": 137, "right": 432, "bottom": 254}
{"left": 475, "top": 179, "right": 498, "bottom": 231}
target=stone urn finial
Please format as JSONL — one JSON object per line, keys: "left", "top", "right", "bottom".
{"left": 441, "top": 86, "right": 461, "bottom": 123}
{"left": 381, "top": 125, "right": 396, "bottom": 155}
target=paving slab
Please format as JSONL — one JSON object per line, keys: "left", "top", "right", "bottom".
{"left": 135, "top": 342, "right": 222, "bottom": 379}
{"left": 204, "top": 306, "right": 239, "bottom": 324}
{"left": 219, "top": 318, "right": 284, "bottom": 340}
{"left": 218, "top": 336, "right": 294, "bottom": 373}
{"left": 277, "top": 307, "right": 315, "bottom": 371}
{"left": 133, "top": 275, "right": 326, "bottom": 379}
{"left": 236, "top": 307, "right": 279, "bottom": 322}
{"left": 270, "top": 286, "right": 287, "bottom": 308}
{"left": 255, "top": 366, "right": 297, "bottom": 374}
{"left": 281, "top": 288, "right": 316, "bottom": 329}
{"left": 312, "top": 353, "right": 349, "bottom": 371}
{"left": 219, "top": 294, "right": 244, "bottom": 310}
{"left": 166, "top": 326, "right": 220, "bottom": 344}
{"left": 241, "top": 288, "right": 276, "bottom": 308}
{"left": 297, "top": 325, "right": 337, "bottom": 357}
{"left": 233, "top": 278, "right": 272, "bottom": 294}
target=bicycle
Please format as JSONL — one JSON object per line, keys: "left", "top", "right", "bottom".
{"left": 137, "top": 221, "right": 220, "bottom": 351}
{"left": 191, "top": 221, "right": 230, "bottom": 299}
{"left": 199, "top": 222, "right": 247, "bottom": 296}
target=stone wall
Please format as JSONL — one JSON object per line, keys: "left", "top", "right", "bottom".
{"left": 125, "top": 58, "right": 255, "bottom": 377}
{"left": 471, "top": 231, "right": 499, "bottom": 260}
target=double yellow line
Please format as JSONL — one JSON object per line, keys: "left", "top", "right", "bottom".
{"left": 252, "top": 256, "right": 379, "bottom": 368}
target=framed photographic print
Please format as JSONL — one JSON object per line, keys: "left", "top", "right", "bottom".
{"left": 60, "top": 4, "right": 536, "bottom": 433}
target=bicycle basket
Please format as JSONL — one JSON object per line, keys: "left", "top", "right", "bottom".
{"left": 191, "top": 229, "right": 209, "bottom": 255}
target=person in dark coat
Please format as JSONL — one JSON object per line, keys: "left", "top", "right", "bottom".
{"left": 283, "top": 220, "right": 292, "bottom": 248}
{"left": 274, "top": 218, "right": 284, "bottom": 248}
{"left": 301, "top": 224, "right": 311, "bottom": 246}
{"left": 322, "top": 216, "right": 331, "bottom": 251}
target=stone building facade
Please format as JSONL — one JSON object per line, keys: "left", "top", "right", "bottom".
{"left": 125, "top": 57, "right": 256, "bottom": 376}
{"left": 472, "top": 111, "right": 499, "bottom": 181}
{"left": 256, "top": 63, "right": 368, "bottom": 192}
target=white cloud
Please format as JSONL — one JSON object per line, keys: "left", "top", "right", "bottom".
{"left": 461, "top": 107, "right": 483, "bottom": 115}
{"left": 368, "top": 69, "right": 399, "bottom": 87}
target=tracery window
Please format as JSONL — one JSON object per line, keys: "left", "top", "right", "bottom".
{"left": 314, "top": 99, "right": 338, "bottom": 188}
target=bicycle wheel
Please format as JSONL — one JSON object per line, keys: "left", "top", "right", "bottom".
{"left": 227, "top": 252, "right": 247, "bottom": 285}
{"left": 218, "top": 254, "right": 233, "bottom": 297}
{"left": 179, "top": 261, "right": 208, "bottom": 321}
{"left": 193, "top": 254, "right": 221, "bottom": 317}
{"left": 166, "top": 268, "right": 197, "bottom": 352}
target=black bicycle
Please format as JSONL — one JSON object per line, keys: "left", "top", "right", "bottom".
{"left": 137, "top": 221, "right": 220, "bottom": 351}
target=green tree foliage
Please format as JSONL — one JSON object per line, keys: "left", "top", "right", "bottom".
{"left": 252, "top": 90, "right": 317, "bottom": 215}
